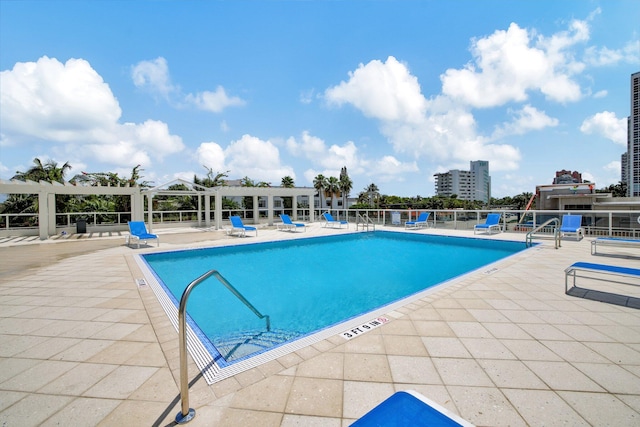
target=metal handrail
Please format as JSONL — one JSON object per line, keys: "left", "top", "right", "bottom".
{"left": 175, "top": 270, "right": 270, "bottom": 424}
{"left": 356, "top": 213, "right": 375, "bottom": 231}
{"left": 526, "top": 218, "right": 561, "bottom": 248}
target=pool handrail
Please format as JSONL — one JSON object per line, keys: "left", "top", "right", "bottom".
{"left": 526, "top": 217, "right": 561, "bottom": 248}
{"left": 176, "top": 269, "right": 271, "bottom": 424}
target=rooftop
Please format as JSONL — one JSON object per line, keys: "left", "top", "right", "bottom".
{"left": 1, "top": 224, "right": 639, "bottom": 426}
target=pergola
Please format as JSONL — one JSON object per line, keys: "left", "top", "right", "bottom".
{"left": 142, "top": 179, "right": 316, "bottom": 231}
{"left": 0, "top": 178, "right": 316, "bottom": 239}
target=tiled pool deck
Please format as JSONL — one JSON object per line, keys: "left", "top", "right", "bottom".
{"left": 1, "top": 224, "right": 639, "bottom": 426}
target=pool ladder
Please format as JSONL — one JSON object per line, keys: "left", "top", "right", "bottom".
{"left": 526, "top": 218, "right": 561, "bottom": 249}
{"left": 175, "top": 269, "right": 270, "bottom": 424}
{"left": 356, "top": 213, "right": 376, "bottom": 231}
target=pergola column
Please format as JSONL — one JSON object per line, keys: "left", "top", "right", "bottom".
{"left": 267, "top": 195, "right": 274, "bottom": 225}
{"left": 252, "top": 195, "right": 259, "bottom": 224}
{"left": 38, "top": 191, "right": 48, "bottom": 240}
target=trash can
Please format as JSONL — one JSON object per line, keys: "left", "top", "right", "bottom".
{"left": 76, "top": 219, "right": 87, "bottom": 234}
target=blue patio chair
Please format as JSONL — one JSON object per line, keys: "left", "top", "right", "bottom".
{"left": 473, "top": 213, "right": 502, "bottom": 235}
{"left": 322, "top": 212, "right": 348, "bottom": 228}
{"left": 405, "top": 212, "right": 431, "bottom": 229}
{"left": 229, "top": 215, "right": 257, "bottom": 237}
{"left": 277, "top": 214, "right": 306, "bottom": 232}
{"left": 126, "top": 221, "right": 159, "bottom": 248}
{"left": 560, "top": 214, "right": 583, "bottom": 241}
{"left": 352, "top": 390, "right": 474, "bottom": 427}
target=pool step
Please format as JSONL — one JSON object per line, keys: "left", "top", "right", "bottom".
{"left": 213, "top": 329, "right": 303, "bottom": 361}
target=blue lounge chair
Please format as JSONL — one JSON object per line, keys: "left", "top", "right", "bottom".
{"left": 560, "top": 214, "right": 583, "bottom": 241}
{"left": 591, "top": 237, "right": 640, "bottom": 256}
{"left": 277, "top": 214, "right": 306, "bottom": 232}
{"left": 126, "top": 221, "right": 159, "bottom": 248}
{"left": 405, "top": 212, "right": 430, "bottom": 229}
{"left": 565, "top": 262, "right": 640, "bottom": 293}
{"left": 229, "top": 215, "right": 257, "bottom": 237}
{"left": 322, "top": 212, "right": 348, "bottom": 228}
{"left": 352, "top": 390, "right": 474, "bottom": 427}
{"left": 474, "top": 213, "right": 502, "bottom": 234}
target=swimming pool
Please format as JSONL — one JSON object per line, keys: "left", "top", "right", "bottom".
{"left": 137, "top": 231, "right": 527, "bottom": 382}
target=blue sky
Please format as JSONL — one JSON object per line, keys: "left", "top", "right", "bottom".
{"left": 1, "top": 0, "right": 638, "bottom": 198}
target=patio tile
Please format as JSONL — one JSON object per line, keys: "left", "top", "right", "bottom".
{"left": 296, "top": 352, "right": 344, "bottom": 380}
{"left": 83, "top": 365, "right": 158, "bottom": 399}
{"left": 2, "top": 360, "right": 78, "bottom": 392}
{"left": 281, "top": 413, "right": 342, "bottom": 427}
{"left": 285, "top": 377, "right": 343, "bottom": 417}
{"left": 96, "top": 400, "right": 176, "bottom": 427}
{"left": 40, "top": 397, "right": 122, "bottom": 427}
{"left": 502, "top": 388, "right": 588, "bottom": 426}
{"left": 447, "top": 385, "right": 526, "bottom": 426}
{"left": 460, "top": 337, "right": 517, "bottom": 359}
{"left": 0, "top": 394, "right": 73, "bottom": 426}
{"left": 215, "top": 407, "right": 283, "bottom": 427}
{"left": 524, "top": 361, "right": 605, "bottom": 392}
{"left": 230, "top": 375, "right": 294, "bottom": 412}
{"left": 343, "top": 353, "right": 392, "bottom": 382}
{"left": 387, "top": 355, "right": 441, "bottom": 384}
{"left": 574, "top": 362, "right": 640, "bottom": 394}
{"left": 422, "top": 337, "right": 472, "bottom": 358}
{"left": 558, "top": 391, "right": 640, "bottom": 426}
{"left": 38, "top": 362, "right": 117, "bottom": 395}
{"left": 342, "top": 380, "right": 395, "bottom": 420}
{"left": 432, "top": 358, "right": 493, "bottom": 387}
{"left": 478, "top": 359, "right": 548, "bottom": 389}
{"left": 381, "top": 335, "right": 428, "bottom": 356}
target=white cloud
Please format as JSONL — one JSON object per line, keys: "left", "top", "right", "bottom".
{"left": 441, "top": 19, "right": 587, "bottom": 107}
{"left": 373, "top": 156, "right": 419, "bottom": 182}
{"left": 131, "top": 57, "right": 176, "bottom": 97}
{"left": 225, "top": 134, "right": 295, "bottom": 184}
{"left": 593, "top": 90, "right": 607, "bottom": 98}
{"left": 604, "top": 161, "right": 621, "bottom": 172}
{"left": 0, "top": 56, "right": 184, "bottom": 169}
{"left": 580, "top": 111, "right": 627, "bottom": 145}
{"left": 184, "top": 86, "right": 245, "bottom": 113}
{"left": 492, "top": 105, "right": 558, "bottom": 138}
{"left": 287, "top": 131, "right": 368, "bottom": 174}
{"left": 325, "top": 56, "right": 427, "bottom": 123}
{"left": 131, "top": 57, "right": 245, "bottom": 113}
{"left": 324, "top": 56, "right": 522, "bottom": 173}
{"left": 1, "top": 56, "right": 121, "bottom": 144}
{"left": 196, "top": 141, "right": 226, "bottom": 172}
{"left": 584, "top": 40, "right": 640, "bottom": 66}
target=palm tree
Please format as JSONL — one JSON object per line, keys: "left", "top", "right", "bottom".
{"left": 339, "top": 174, "right": 353, "bottom": 208}
{"left": 313, "top": 174, "right": 328, "bottom": 212}
{"left": 281, "top": 176, "right": 295, "bottom": 188}
{"left": 194, "top": 168, "right": 229, "bottom": 188}
{"left": 281, "top": 176, "right": 295, "bottom": 212}
{"left": 365, "top": 183, "right": 380, "bottom": 208}
{"left": 13, "top": 158, "right": 72, "bottom": 183}
{"left": 327, "top": 176, "right": 340, "bottom": 209}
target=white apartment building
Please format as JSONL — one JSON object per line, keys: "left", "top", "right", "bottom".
{"left": 627, "top": 71, "right": 640, "bottom": 196}
{"left": 434, "top": 160, "right": 491, "bottom": 203}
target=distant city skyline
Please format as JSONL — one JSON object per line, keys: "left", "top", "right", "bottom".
{"left": 1, "top": 1, "right": 639, "bottom": 198}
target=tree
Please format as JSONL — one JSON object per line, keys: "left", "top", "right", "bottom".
{"left": 281, "top": 176, "right": 295, "bottom": 210}
{"left": 194, "top": 168, "right": 229, "bottom": 188}
{"left": 339, "top": 167, "right": 353, "bottom": 208}
{"left": 313, "top": 174, "right": 328, "bottom": 210}
{"left": 13, "top": 158, "right": 72, "bottom": 184}
{"left": 365, "top": 183, "right": 380, "bottom": 208}
{"left": 327, "top": 176, "right": 340, "bottom": 209}
{"left": 281, "top": 176, "right": 295, "bottom": 188}
{"left": 598, "top": 181, "right": 627, "bottom": 197}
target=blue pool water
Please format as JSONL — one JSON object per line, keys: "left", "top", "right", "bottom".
{"left": 142, "top": 231, "right": 526, "bottom": 364}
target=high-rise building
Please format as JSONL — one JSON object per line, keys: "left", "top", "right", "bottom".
{"left": 628, "top": 71, "right": 640, "bottom": 196}
{"left": 434, "top": 160, "right": 491, "bottom": 203}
